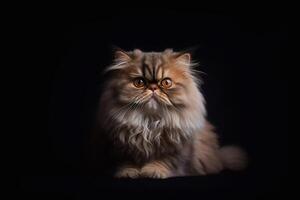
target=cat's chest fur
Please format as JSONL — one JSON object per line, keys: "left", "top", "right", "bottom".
{"left": 110, "top": 116, "right": 191, "bottom": 161}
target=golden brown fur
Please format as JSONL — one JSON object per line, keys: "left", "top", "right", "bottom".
{"left": 95, "top": 49, "right": 247, "bottom": 178}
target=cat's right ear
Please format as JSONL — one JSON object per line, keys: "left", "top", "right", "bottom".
{"left": 104, "top": 49, "right": 132, "bottom": 73}
{"left": 114, "top": 50, "right": 132, "bottom": 63}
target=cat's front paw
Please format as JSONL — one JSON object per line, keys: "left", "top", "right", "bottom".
{"left": 114, "top": 166, "right": 140, "bottom": 178}
{"left": 140, "top": 162, "right": 172, "bottom": 179}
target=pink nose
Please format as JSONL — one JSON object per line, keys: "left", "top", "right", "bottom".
{"left": 149, "top": 84, "right": 158, "bottom": 91}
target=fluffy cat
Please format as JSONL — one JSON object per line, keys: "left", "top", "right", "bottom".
{"left": 95, "top": 48, "right": 247, "bottom": 178}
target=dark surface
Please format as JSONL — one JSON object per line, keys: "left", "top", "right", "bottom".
{"left": 18, "top": 5, "right": 289, "bottom": 199}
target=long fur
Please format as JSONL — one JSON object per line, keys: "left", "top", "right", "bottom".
{"left": 95, "top": 49, "right": 247, "bottom": 178}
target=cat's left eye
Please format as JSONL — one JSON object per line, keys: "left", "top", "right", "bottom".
{"left": 161, "top": 78, "right": 172, "bottom": 89}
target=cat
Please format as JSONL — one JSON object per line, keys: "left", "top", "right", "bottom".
{"left": 95, "top": 48, "right": 247, "bottom": 178}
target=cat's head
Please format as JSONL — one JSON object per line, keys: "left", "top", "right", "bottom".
{"left": 104, "top": 48, "right": 204, "bottom": 116}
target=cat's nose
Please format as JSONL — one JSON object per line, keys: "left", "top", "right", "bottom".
{"left": 149, "top": 84, "right": 158, "bottom": 91}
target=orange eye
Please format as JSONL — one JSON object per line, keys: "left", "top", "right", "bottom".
{"left": 161, "top": 78, "right": 172, "bottom": 89}
{"left": 133, "top": 78, "right": 146, "bottom": 88}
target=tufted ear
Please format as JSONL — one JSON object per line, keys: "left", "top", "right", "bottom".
{"left": 114, "top": 49, "right": 132, "bottom": 62}
{"left": 175, "top": 52, "right": 191, "bottom": 65}
{"left": 104, "top": 48, "right": 132, "bottom": 73}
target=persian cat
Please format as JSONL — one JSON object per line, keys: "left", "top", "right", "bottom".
{"left": 95, "top": 48, "right": 247, "bottom": 178}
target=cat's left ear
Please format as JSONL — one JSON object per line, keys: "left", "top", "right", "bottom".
{"left": 175, "top": 53, "right": 191, "bottom": 65}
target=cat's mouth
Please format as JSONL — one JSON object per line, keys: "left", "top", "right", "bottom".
{"left": 145, "top": 93, "right": 159, "bottom": 110}
{"left": 149, "top": 92, "right": 160, "bottom": 101}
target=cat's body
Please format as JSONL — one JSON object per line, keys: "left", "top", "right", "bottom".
{"left": 95, "top": 49, "right": 247, "bottom": 178}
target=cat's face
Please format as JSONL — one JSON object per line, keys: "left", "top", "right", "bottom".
{"left": 106, "top": 49, "right": 200, "bottom": 114}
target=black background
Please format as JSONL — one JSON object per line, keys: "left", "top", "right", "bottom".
{"left": 18, "top": 5, "right": 289, "bottom": 199}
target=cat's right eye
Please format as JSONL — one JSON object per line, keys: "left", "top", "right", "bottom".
{"left": 133, "top": 78, "right": 146, "bottom": 88}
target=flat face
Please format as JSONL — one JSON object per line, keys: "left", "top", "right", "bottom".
{"left": 108, "top": 50, "right": 196, "bottom": 112}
